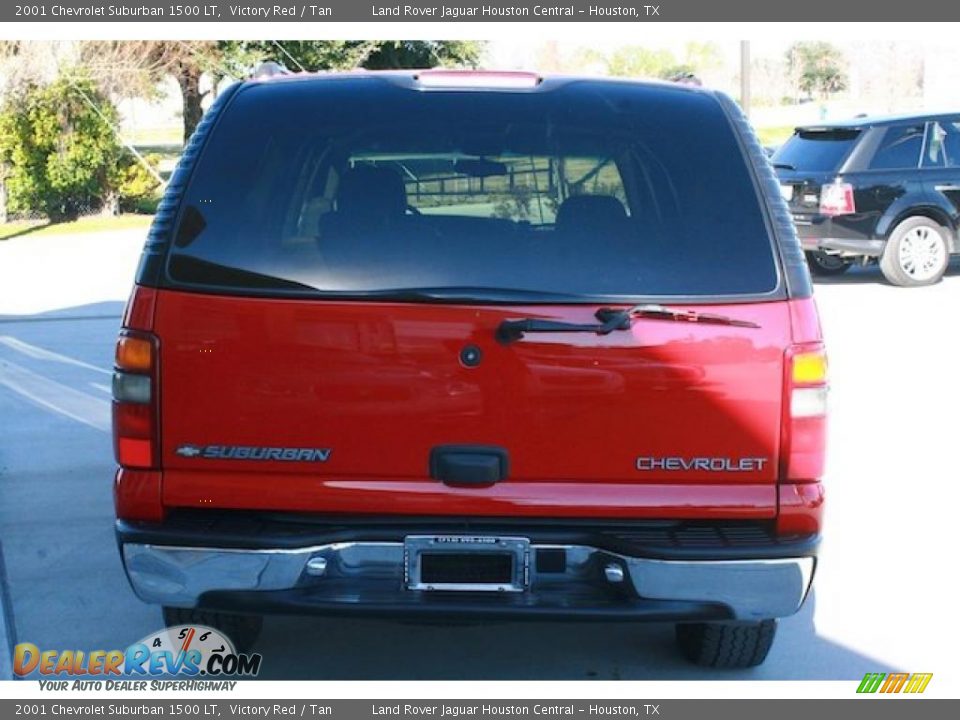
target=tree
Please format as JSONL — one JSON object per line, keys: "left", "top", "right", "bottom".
{"left": 146, "top": 41, "right": 485, "bottom": 143}
{"left": 0, "top": 71, "right": 145, "bottom": 221}
{"left": 235, "top": 40, "right": 484, "bottom": 73}
{"left": 225, "top": 40, "right": 377, "bottom": 74}
{"left": 682, "top": 42, "right": 723, "bottom": 73}
{"left": 604, "top": 46, "right": 679, "bottom": 79}
{"left": 150, "top": 42, "right": 228, "bottom": 144}
{"left": 785, "top": 42, "right": 848, "bottom": 100}
{"left": 602, "top": 43, "right": 725, "bottom": 83}
{"left": 362, "top": 41, "right": 484, "bottom": 69}
{"left": 72, "top": 40, "right": 225, "bottom": 145}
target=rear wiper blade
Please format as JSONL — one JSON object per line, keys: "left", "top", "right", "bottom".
{"left": 496, "top": 304, "right": 759, "bottom": 344}
{"left": 772, "top": 162, "right": 795, "bottom": 170}
{"left": 597, "top": 304, "right": 761, "bottom": 329}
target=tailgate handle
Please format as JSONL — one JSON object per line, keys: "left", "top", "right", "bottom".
{"left": 430, "top": 446, "right": 509, "bottom": 487}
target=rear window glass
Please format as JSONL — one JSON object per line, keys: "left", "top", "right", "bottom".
{"left": 167, "top": 79, "right": 779, "bottom": 300}
{"left": 772, "top": 129, "right": 861, "bottom": 172}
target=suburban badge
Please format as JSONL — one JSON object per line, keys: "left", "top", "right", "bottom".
{"left": 175, "top": 444, "right": 332, "bottom": 462}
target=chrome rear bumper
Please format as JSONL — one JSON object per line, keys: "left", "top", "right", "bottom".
{"left": 122, "top": 540, "right": 814, "bottom": 621}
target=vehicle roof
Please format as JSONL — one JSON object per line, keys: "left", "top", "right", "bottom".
{"left": 796, "top": 110, "right": 960, "bottom": 131}
{"left": 242, "top": 68, "right": 718, "bottom": 98}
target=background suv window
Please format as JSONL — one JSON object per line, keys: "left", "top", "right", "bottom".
{"left": 772, "top": 129, "right": 860, "bottom": 172}
{"left": 923, "top": 120, "right": 960, "bottom": 168}
{"left": 869, "top": 124, "right": 924, "bottom": 170}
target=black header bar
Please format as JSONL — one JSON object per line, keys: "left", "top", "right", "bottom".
{"left": 3, "top": 1, "right": 955, "bottom": 23}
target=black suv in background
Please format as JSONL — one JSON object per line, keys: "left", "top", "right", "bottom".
{"left": 773, "top": 113, "right": 960, "bottom": 286}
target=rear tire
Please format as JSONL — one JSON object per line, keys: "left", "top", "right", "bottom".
{"left": 675, "top": 619, "right": 777, "bottom": 668}
{"left": 879, "top": 217, "right": 950, "bottom": 287}
{"left": 805, "top": 250, "right": 852, "bottom": 276}
{"left": 162, "top": 607, "right": 263, "bottom": 653}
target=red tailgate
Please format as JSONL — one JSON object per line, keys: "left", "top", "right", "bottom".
{"left": 155, "top": 290, "right": 789, "bottom": 518}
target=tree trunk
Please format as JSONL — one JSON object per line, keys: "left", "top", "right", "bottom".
{"left": 101, "top": 190, "right": 120, "bottom": 217}
{"left": 0, "top": 178, "right": 7, "bottom": 225}
{"left": 177, "top": 64, "right": 205, "bottom": 144}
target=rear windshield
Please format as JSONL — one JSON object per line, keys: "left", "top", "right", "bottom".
{"left": 773, "top": 129, "right": 861, "bottom": 173}
{"left": 166, "top": 78, "right": 779, "bottom": 300}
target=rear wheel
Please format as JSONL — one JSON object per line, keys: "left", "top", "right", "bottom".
{"left": 805, "top": 250, "right": 852, "bottom": 276}
{"left": 675, "top": 619, "right": 777, "bottom": 668}
{"left": 879, "top": 217, "right": 950, "bottom": 287}
{"left": 162, "top": 607, "right": 263, "bottom": 653}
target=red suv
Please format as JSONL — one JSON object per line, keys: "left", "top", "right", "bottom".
{"left": 112, "top": 70, "right": 826, "bottom": 669}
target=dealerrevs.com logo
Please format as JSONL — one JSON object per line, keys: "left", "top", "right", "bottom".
{"left": 13, "top": 625, "right": 262, "bottom": 685}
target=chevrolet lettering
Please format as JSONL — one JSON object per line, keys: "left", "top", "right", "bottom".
{"left": 636, "top": 457, "right": 770, "bottom": 472}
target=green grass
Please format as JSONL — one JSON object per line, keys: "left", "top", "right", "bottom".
{"left": 125, "top": 126, "right": 183, "bottom": 146}
{"left": 0, "top": 214, "right": 153, "bottom": 241}
{"left": 755, "top": 125, "right": 796, "bottom": 148}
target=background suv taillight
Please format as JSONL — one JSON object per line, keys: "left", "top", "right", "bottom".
{"left": 782, "top": 343, "right": 828, "bottom": 483}
{"left": 819, "top": 181, "right": 856, "bottom": 216}
{"left": 112, "top": 330, "right": 159, "bottom": 468}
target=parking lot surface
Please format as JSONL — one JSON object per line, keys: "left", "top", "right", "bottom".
{"left": 1, "top": 230, "right": 958, "bottom": 680}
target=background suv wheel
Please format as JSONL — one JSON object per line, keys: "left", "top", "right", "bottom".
{"left": 880, "top": 217, "right": 950, "bottom": 287}
{"left": 805, "top": 250, "right": 853, "bottom": 276}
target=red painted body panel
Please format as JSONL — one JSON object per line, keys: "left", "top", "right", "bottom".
{"left": 777, "top": 481, "right": 825, "bottom": 535}
{"left": 122, "top": 286, "right": 157, "bottom": 332}
{"left": 163, "top": 473, "right": 776, "bottom": 519}
{"left": 144, "top": 289, "right": 817, "bottom": 519}
{"left": 787, "top": 297, "right": 823, "bottom": 345}
{"left": 114, "top": 468, "right": 164, "bottom": 522}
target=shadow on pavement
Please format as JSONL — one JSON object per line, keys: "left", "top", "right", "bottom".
{"left": 0, "top": 222, "right": 53, "bottom": 243}
{"left": 0, "top": 301, "right": 126, "bottom": 324}
{"left": 251, "top": 590, "right": 897, "bottom": 681}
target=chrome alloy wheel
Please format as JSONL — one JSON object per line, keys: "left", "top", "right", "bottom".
{"left": 898, "top": 225, "right": 947, "bottom": 282}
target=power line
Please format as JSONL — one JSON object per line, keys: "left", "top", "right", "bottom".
{"left": 67, "top": 80, "right": 166, "bottom": 187}
{"left": 271, "top": 41, "right": 307, "bottom": 73}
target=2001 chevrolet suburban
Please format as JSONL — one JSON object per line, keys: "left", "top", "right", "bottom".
{"left": 112, "top": 69, "right": 827, "bottom": 668}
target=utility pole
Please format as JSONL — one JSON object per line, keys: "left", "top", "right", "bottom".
{"left": 740, "top": 40, "right": 751, "bottom": 119}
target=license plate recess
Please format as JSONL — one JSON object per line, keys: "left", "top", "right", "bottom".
{"left": 404, "top": 536, "right": 530, "bottom": 592}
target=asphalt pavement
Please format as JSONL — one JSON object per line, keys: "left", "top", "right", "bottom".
{"left": 1, "top": 230, "right": 957, "bottom": 680}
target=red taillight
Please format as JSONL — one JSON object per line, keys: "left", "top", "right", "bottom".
{"left": 819, "top": 181, "right": 855, "bottom": 216}
{"left": 114, "top": 286, "right": 163, "bottom": 521}
{"left": 112, "top": 329, "right": 159, "bottom": 469}
{"left": 781, "top": 344, "right": 828, "bottom": 484}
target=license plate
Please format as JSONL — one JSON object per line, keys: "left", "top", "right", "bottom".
{"left": 404, "top": 536, "right": 530, "bottom": 592}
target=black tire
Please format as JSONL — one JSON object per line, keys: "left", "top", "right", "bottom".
{"left": 805, "top": 250, "right": 852, "bottom": 276}
{"left": 879, "top": 217, "right": 950, "bottom": 287}
{"left": 162, "top": 607, "right": 263, "bottom": 653}
{"left": 675, "top": 620, "right": 777, "bottom": 668}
